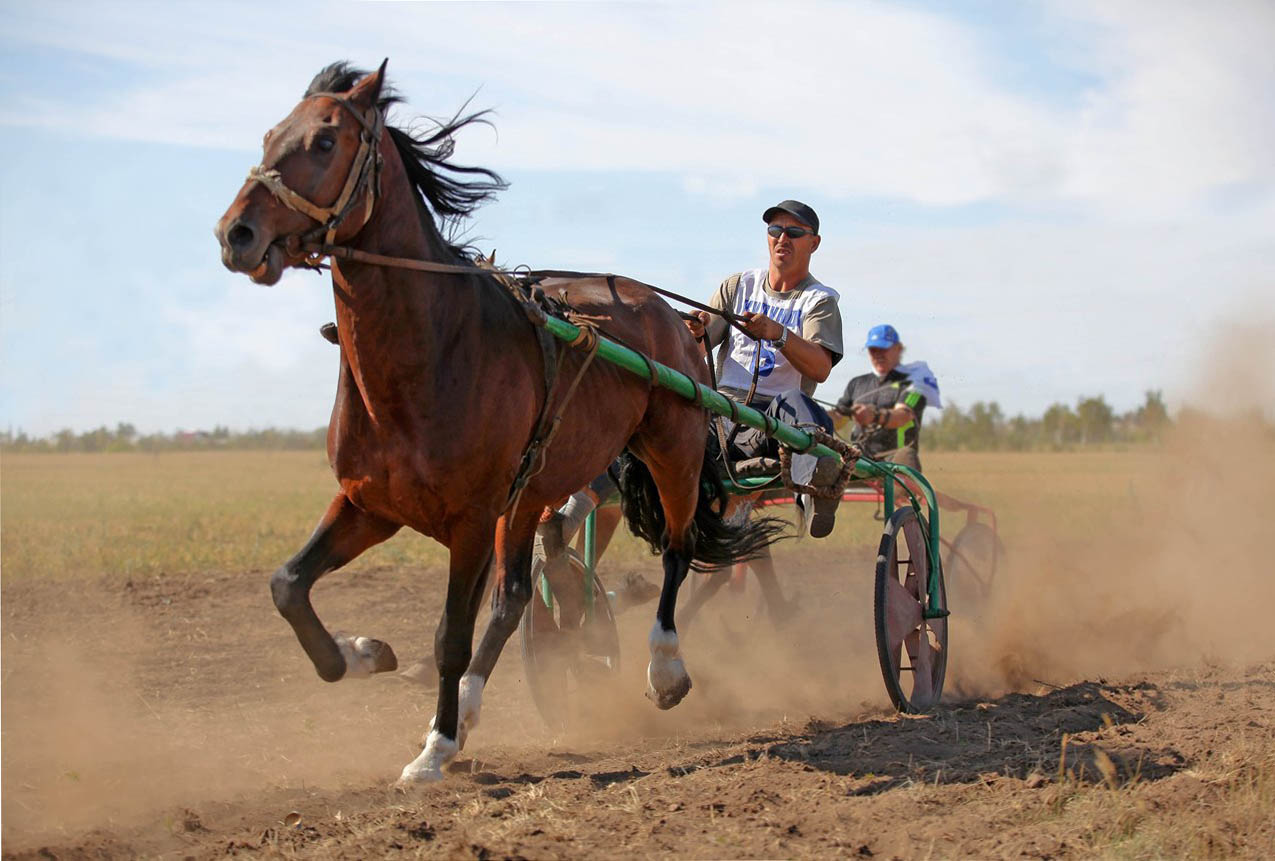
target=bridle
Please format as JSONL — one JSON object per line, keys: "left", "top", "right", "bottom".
{"left": 245, "top": 92, "right": 385, "bottom": 250}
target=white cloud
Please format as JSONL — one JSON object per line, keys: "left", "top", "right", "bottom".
{"left": 5, "top": 1, "right": 1271, "bottom": 216}
{"left": 1051, "top": 1, "right": 1275, "bottom": 215}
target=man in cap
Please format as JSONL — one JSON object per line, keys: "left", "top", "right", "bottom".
{"left": 687, "top": 199, "right": 845, "bottom": 538}
{"left": 832, "top": 324, "right": 934, "bottom": 473}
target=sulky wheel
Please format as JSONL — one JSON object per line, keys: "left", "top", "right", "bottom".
{"left": 874, "top": 506, "right": 948, "bottom": 713}
{"left": 943, "top": 521, "right": 1004, "bottom": 625}
{"left": 519, "top": 547, "right": 621, "bottom": 731}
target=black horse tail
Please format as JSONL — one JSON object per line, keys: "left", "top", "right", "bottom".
{"left": 617, "top": 448, "right": 787, "bottom": 572}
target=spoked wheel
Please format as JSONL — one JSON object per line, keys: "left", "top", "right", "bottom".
{"left": 874, "top": 506, "right": 948, "bottom": 713}
{"left": 519, "top": 548, "right": 621, "bottom": 731}
{"left": 943, "top": 521, "right": 1004, "bottom": 625}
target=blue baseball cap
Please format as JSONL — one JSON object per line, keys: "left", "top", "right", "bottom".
{"left": 865, "top": 324, "right": 900, "bottom": 349}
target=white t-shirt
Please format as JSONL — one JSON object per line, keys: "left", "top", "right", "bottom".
{"left": 707, "top": 269, "right": 843, "bottom": 398}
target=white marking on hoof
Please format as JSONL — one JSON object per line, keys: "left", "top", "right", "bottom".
{"left": 398, "top": 729, "right": 458, "bottom": 784}
{"left": 456, "top": 674, "right": 485, "bottom": 750}
{"left": 333, "top": 633, "right": 382, "bottom": 678}
{"left": 646, "top": 623, "right": 692, "bottom": 710}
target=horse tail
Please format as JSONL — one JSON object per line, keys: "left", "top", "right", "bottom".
{"left": 617, "top": 448, "right": 787, "bottom": 572}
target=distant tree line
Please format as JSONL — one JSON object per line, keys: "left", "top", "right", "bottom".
{"left": 0, "top": 422, "right": 326, "bottom": 453}
{"left": 925, "top": 390, "right": 1172, "bottom": 451}
{"left": 4, "top": 390, "right": 1267, "bottom": 454}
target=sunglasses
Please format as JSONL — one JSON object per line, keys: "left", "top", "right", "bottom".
{"left": 767, "top": 224, "right": 817, "bottom": 239}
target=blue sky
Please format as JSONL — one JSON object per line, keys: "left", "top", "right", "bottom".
{"left": 2, "top": 0, "right": 1272, "bottom": 435}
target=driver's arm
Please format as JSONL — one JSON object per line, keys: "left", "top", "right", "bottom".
{"left": 849, "top": 402, "right": 917, "bottom": 429}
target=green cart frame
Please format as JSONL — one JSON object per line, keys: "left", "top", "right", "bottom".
{"left": 519, "top": 314, "right": 950, "bottom": 725}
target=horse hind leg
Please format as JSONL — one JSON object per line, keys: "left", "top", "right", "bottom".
{"left": 648, "top": 542, "right": 696, "bottom": 709}
{"left": 626, "top": 437, "right": 701, "bottom": 710}
{"left": 271, "top": 494, "right": 401, "bottom": 682}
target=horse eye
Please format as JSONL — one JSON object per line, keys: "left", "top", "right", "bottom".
{"left": 316, "top": 135, "right": 335, "bottom": 153}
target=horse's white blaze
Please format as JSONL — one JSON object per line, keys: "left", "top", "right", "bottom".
{"left": 646, "top": 623, "right": 689, "bottom": 700}
{"left": 399, "top": 729, "right": 458, "bottom": 784}
{"left": 334, "top": 633, "right": 379, "bottom": 678}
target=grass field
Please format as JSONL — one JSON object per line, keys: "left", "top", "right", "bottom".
{"left": 0, "top": 448, "right": 1156, "bottom": 584}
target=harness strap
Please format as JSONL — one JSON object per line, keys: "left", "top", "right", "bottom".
{"left": 247, "top": 166, "right": 334, "bottom": 223}
{"left": 503, "top": 325, "right": 603, "bottom": 521}
{"left": 779, "top": 426, "right": 860, "bottom": 500}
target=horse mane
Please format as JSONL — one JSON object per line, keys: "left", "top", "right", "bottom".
{"left": 305, "top": 62, "right": 507, "bottom": 259}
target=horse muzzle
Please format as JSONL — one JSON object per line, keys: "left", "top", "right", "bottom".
{"left": 215, "top": 215, "right": 287, "bottom": 286}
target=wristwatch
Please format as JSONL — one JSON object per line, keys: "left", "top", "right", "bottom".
{"left": 773, "top": 327, "right": 789, "bottom": 350}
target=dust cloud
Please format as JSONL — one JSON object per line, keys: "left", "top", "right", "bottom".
{"left": 1, "top": 588, "right": 427, "bottom": 846}
{"left": 949, "top": 318, "right": 1275, "bottom": 696}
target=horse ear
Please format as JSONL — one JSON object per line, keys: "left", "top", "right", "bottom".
{"left": 350, "top": 59, "right": 388, "bottom": 108}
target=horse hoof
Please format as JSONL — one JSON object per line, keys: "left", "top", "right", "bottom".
{"left": 399, "top": 730, "right": 458, "bottom": 784}
{"left": 370, "top": 639, "right": 398, "bottom": 673}
{"left": 334, "top": 633, "right": 398, "bottom": 678}
{"left": 395, "top": 767, "right": 445, "bottom": 786}
{"left": 645, "top": 675, "right": 692, "bottom": 710}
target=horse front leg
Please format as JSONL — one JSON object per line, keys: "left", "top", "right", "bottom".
{"left": 450, "top": 511, "right": 539, "bottom": 750}
{"left": 399, "top": 523, "right": 495, "bottom": 784}
{"left": 271, "top": 494, "right": 400, "bottom": 682}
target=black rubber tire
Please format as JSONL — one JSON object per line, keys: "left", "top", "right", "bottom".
{"left": 519, "top": 548, "right": 621, "bottom": 731}
{"left": 873, "top": 506, "right": 948, "bottom": 713}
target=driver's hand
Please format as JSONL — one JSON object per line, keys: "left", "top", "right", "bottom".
{"left": 851, "top": 403, "right": 876, "bottom": 426}
{"left": 739, "top": 311, "right": 783, "bottom": 341}
{"left": 684, "top": 309, "right": 710, "bottom": 340}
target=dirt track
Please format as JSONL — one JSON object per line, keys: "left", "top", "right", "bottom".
{"left": 4, "top": 541, "right": 1274, "bottom": 859}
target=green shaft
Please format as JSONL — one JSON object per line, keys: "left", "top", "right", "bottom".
{"left": 542, "top": 316, "right": 840, "bottom": 459}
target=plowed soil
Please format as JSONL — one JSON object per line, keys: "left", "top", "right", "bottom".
{"left": 5, "top": 542, "right": 1274, "bottom": 859}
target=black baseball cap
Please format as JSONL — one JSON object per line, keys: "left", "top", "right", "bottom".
{"left": 762, "top": 199, "right": 819, "bottom": 234}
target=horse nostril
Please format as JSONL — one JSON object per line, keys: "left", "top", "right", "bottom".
{"left": 227, "top": 222, "right": 255, "bottom": 250}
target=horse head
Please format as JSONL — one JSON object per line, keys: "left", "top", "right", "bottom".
{"left": 215, "top": 60, "right": 388, "bottom": 285}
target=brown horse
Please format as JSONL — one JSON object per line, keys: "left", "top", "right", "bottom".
{"left": 214, "top": 61, "right": 780, "bottom": 783}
